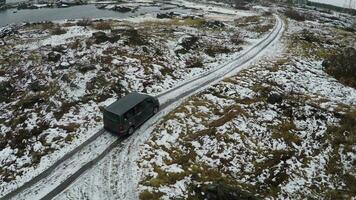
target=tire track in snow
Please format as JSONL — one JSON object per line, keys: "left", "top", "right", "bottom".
{"left": 1, "top": 15, "right": 284, "bottom": 200}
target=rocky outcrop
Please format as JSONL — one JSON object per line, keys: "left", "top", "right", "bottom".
{"left": 112, "top": 6, "right": 132, "bottom": 13}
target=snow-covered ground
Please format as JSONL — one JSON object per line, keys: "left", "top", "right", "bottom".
{"left": 55, "top": 8, "right": 355, "bottom": 200}
{"left": 0, "top": 0, "right": 277, "bottom": 197}
{"left": 1, "top": 1, "right": 355, "bottom": 199}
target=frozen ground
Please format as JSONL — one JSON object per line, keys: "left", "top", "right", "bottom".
{"left": 54, "top": 14, "right": 284, "bottom": 200}
{"left": 54, "top": 8, "right": 355, "bottom": 200}
{"left": 0, "top": 0, "right": 276, "bottom": 197}
{"left": 1, "top": 1, "right": 355, "bottom": 199}
{"left": 135, "top": 13, "right": 356, "bottom": 200}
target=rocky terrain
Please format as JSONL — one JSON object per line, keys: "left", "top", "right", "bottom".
{"left": 0, "top": 0, "right": 355, "bottom": 199}
{"left": 0, "top": 1, "right": 275, "bottom": 194}
{"left": 137, "top": 7, "right": 356, "bottom": 200}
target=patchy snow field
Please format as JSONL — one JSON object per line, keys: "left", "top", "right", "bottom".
{"left": 134, "top": 13, "right": 356, "bottom": 200}
{"left": 54, "top": 7, "right": 355, "bottom": 200}
{"left": 0, "top": 0, "right": 275, "bottom": 197}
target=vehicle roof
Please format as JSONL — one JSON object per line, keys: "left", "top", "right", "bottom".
{"left": 105, "top": 92, "right": 152, "bottom": 116}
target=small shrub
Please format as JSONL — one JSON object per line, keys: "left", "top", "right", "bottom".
{"left": 182, "top": 18, "right": 206, "bottom": 27}
{"left": 69, "top": 39, "right": 82, "bottom": 49}
{"left": 139, "top": 190, "right": 163, "bottom": 200}
{"left": 58, "top": 123, "right": 80, "bottom": 133}
{"left": 194, "top": 180, "right": 259, "bottom": 200}
{"left": 160, "top": 67, "right": 174, "bottom": 77}
{"left": 236, "top": 16, "right": 261, "bottom": 26}
{"left": 323, "top": 47, "right": 356, "bottom": 88}
{"left": 40, "top": 21, "right": 55, "bottom": 30}
{"left": 284, "top": 9, "right": 305, "bottom": 21}
{"left": 64, "top": 133, "right": 75, "bottom": 143}
{"left": 180, "top": 35, "right": 199, "bottom": 51}
{"left": 205, "top": 45, "right": 231, "bottom": 57}
{"left": 123, "top": 29, "right": 147, "bottom": 46}
{"left": 53, "top": 101, "right": 76, "bottom": 120}
{"left": 0, "top": 81, "right": 14, "bottom": 103}
{"left": 51, "top": 26, "right": 67, "bottom": 35}
{"left": 76, "top": 18, "right": 92, "bottom": 26}
{"left": 327, "top": 111, "right": 356, "bottom": 151}
{"left": 92, "top": 21, "right": 112, "bottom": 30}
{"left": 185, "top": 56, "right": 203, "bottom": 68}
{"left": 231, "top": 32, "right": 244, "bottom": 45}
{"left": 16, "top": 94, "right": 43, "bottom": 110}
{"left": 253, "top": 24, "right": 274, "bottom": 33}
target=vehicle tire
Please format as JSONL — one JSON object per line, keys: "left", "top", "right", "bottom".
{"left": 153, "top": 106, "right": 159, "bottom": 114}
{"left": 128, "top": 127, "right": 134, "bottom": 135}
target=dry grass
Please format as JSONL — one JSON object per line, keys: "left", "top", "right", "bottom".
{"left": 50, "top": 26, "right": 67, "bottom": 35}
{"left": 92, "top": 21, "right": 112, "bottom": 30}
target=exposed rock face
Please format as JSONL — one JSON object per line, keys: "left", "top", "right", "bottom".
{"left": 322, "top": 47, "right": 356, "bottom": 88}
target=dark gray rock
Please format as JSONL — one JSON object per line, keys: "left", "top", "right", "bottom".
{"left": 78, "top": 64, "right": 96, "bottom": 73}
{"left": 267, "top": 93, "right": 283, "bottom": 104}
{"left": 157, "top": 12, "right": 177, "bottom": 19}
{"left": 108, "top": 34, "right": 121, "bottom": 43}
{"left": 113, "top": 6, "right": 132, "bottom": 13}
{"left": 48, "top": 52, "right": 61, "bottom": 62}
{"left": 204, "top": 20, "right": 225, "bottom": 28}
{"left": 52, "top": 45, "right": 67, "bottom": 53}
{"left": 197, "top": 182, "right": 259, "bottom": 200}
{"left": 92, "top": 31, "right": 109, "bottom": 44}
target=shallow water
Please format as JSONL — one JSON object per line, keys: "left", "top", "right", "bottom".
{"left": 0, "top": 4, "right": 188, "bottom": 27}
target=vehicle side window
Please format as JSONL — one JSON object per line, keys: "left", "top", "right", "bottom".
{"left": 124, "top": 109, "right": 134, "bottom": 120}
{"left": 135, "top": 103, "right": 145, "bottom": 114}
{"left": 145, "top": 98, "right": 153, "bottom": 107}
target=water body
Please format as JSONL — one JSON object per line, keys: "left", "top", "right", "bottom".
{"left": 0, "top": 4, "right": 188, "bottom": 27}
{"left": 309, "top": 0, "right": 356, "bottom": 9}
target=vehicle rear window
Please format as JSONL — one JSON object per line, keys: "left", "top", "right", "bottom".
{"left": 104, "top": 110, "right": 120, "bottom": 121}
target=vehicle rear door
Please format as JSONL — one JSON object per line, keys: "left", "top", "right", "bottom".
{"left": 104, "top": 110, "right": 120, "bottom": 132}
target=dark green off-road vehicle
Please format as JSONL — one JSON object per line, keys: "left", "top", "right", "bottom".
{"left": 103, "top": 92, "right": 159, "bottom": 135}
